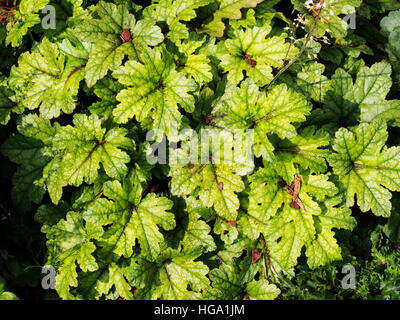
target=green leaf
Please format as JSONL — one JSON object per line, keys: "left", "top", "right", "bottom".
{"left": 383, "top": 196, "right": 400, "bottom": 242}
{"left": 203, "top": 0, "right": 265, "bottom": 37}
{"left": 0, "top": 83, "right": 20, "bottom": 125}
{"left": 240, "top": 167, "right": 354, "bottom": 270}
{"left": 328, "top": 119, "right": 400, "bottom": 217}
{"left": 217, "top": 25, "right": 298, "bottom": 86}
{"left": 0, "top": 291, "right": 19, "bottom": 300}
{"left": 128, "top": 248, "right": 210, "bottom": 299}
{"left": 143, "top": 0, "right": 212, "bottom": 43}
{"left": 171, "top": 162, "right": 245, "bottom": 221}
{"left": 43, "top": 211, "right": 100, "bottom": 299}
{"left": 380, "top": 11, "right": 400, "bottom": 91}
{"left": 355, "top": 63, "right": 400, "bottom": 125}
{"left": 17, "top": 113, "right": 57, "bottom": 145}
{"left": 74, "top": 2, "right": 163, "bottom": 87}
{"left": 2, "top": 139, "right": 48, "bottom": 212}
{"left": 84, "top": 173, "right": 175, "bottom": 261}
{"left": 212, "top": 79, "right": 312, "bottom": 161}
{"left": 89, "top": 78, "right": 124, "bottom": 119}
{"left": 73, "top": 254, "right": 135, "bottom": 300}
{"left": 305, "top": 196, "right": 356, "bottom": 269}
{"left": 112, "top": 46, "right": 196, "bottom": 137}
{"left": 246, "top": 279, "right": 280, "bottom": 300}
{"left": 1, "top": 114, "right": 57, "bottom": 211}
{"left": 5, "top": 0, "right": 49, "bottom": 47}
{"left": 205, "top": 264, "right": 243, "bottom": 299}
{"left": 310, "top": 63, "right": 399, "bottom": 133}
{"left": 173, "top": 210, "right": 217, "bottom": 253}
{"left": 8, "top": 37, "right": 85, "bottom": 119}
{"left": 293, "top": 62, "right": 331, "bottom": 103}
{"left": 380, "top": 10, "right": 400, "bottom": 36}
{"left": 214, "top": 217, "right": 239, "bottom": 244}
{"left": 169, "top": 129, "right": 249, "bottom": 221}
{"left": 91, "top": 263, "right": 134, "bottom": 300}
{"left": 43, "top": 114, "right": 133, "bottom": 204}
{"left": 274, "top": 126, "right": 330, "bottom": 184}
{"left": 175, "top": 33, "right": 213, "bottom": 85}
{"left": 0, "top": 277, "right": 18, "bottom": 300}
{"left": 243, "top": 166, "right": 285, "bottom": 232}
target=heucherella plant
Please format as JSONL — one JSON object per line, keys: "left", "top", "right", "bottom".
{"left": 0, "top": 0, "right": 399, "bottom": 301}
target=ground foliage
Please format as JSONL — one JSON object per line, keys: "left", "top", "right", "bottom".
{"left": 0, "top": 0, "right": 399, "bottom": 300}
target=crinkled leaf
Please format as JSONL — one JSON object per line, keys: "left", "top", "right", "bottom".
{"left": 8, "top": 38, "right": 85, "bottom": 119}
{"left": 84, "top": 173, "right": 175, "bottom": 261}
{"left": 175, "top": 33, "right": 213, "bottom": 85}
{"left": 217, "top": 25, "right": 298, "bottom": 86}
{"left": 74, "top": 2, "right": 163, "bottom": 87}
{"left": 274, "top": 126, "right": 330, "bottom": 184}
{"left": 128, "top": 248, "right": 210, "bottom": 299}
{"left": 240, "top": 167, "right": 354, "bottom": 270}
{"left": 328, "top": 119, "right": 400, "bottom": 217}
{"left": 112, "top": 46, "right": 196, "bottom": 137}
{"left": 0, "top": 84, "right": 21, "bottom": 125}
{"left": 5, "top": 0, "right": 49, "bottom": 47}
{"left": 43, "top": 211, "right": 100, "bottom": 299}
{"left": 246, "top": 279, "right": 280, "bottom": 300}
{"left": 311, "top": 62, "right": 399, "bottom": 132}
{"left": 171, "top": 162, "right": 245, "bottom": 221}
{"left": 43, "top": 114, "right": 132, "bottom": 203}
{"left": 212, "top": 79, "right": 312, "bottom": 161}
{"left": 1, "top": 114, "right": 57, "bottom": 211}
{"left": 205, "top": 264, "right": 243, "bottom": 299}
{"left": 203, "top": 0, "right": 265, "bottom": 37}
{"left": 144, "top": 0, "right": 212, "bottom": 43}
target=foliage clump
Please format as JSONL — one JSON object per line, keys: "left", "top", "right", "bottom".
{"left": 0, "top": 0, "right": 399, "bottom": 300}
